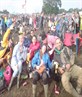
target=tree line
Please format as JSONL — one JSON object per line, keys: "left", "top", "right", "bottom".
{"left": 42, "top": 0, "right": 82, "bottom": 14}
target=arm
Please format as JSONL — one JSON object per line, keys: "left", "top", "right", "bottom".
{"left": 60, "top": 47, "right": 75, "bottom": 68}
{"left": 21, "top": 47, "right": 27, "bottom": 61}
{"left": 31, "top": 52, "right": 39, "bottom": 69}
{"left": 2, "top": 23, "right": 14, "bottom": 48}
{"left": 2, "top": 28, "right": 11, "bottom": 47}
{"left": 12, "top": 45, "right": 18, "bottom": 63}
{"left": 67, "top": 47, "right": 75, "bottom": 65}
{"left": 47, "top": 55, "right": 52, "bottom": 69}
{"left": 42, "top": 53, "right": 52, "bottom": 69}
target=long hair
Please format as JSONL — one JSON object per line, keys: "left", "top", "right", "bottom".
{"left": 40, "top": 44, "right": 47, "bottom": 59}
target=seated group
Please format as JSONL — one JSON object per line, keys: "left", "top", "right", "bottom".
{"left": 0, "top": 24, "right": 82, "bottom": 97}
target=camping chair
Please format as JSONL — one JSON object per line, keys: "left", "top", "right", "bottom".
{"left": 72, "top": 33, "right": 79, "bottom": 45}
{"left": 76, "top": 38, "right": 82, "bottom": 55}
{"left": 63, "top": 33, "right": 73, "bottom": 47}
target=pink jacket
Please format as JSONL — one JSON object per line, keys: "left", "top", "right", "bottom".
{"left": 47, "top": 34, "right": 59, "bottom": 49}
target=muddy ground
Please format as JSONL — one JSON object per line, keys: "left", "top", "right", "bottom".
{"left": 0, "top": 48, "right": 82, "bottom": 97}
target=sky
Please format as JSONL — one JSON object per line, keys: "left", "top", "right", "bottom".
{"left": 61, "top": 0, "right": 82, "bottom": 10}
{"left": 0, "top": 0, "right": 82, "bottom": 14}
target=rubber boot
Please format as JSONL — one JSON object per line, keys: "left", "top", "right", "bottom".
{"left": 32, "top": 84, "right": 37, "bottom": 97}
{"left": 8, "top": 77, "right": 14, "bottom": 91}
{"left": 43, "top": 84, "right": 48, "bottom": 97}
{"left": 76, "top": 86, "right": 81, "bottom": 94}
{"left": 17, "top": 73, "right": 21, "bottom": 89}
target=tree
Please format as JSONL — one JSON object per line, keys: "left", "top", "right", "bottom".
{"left": 59, "top": 8, "right": 66, "bottom": 14}
{"left": 42, "top": 0, "right": 62, "bottom": 14}
{"left": 3, "top": 10, "right": 9, "bottom": 14}
{"left": 67, "top": 8, "right": 74, "bottom": 13}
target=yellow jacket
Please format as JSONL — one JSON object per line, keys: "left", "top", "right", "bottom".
{"left": 0, "top": 28, "right": 12, "bottom": 59}
{"left": 1, "top": 28, "right": 11, "bottom": 48}
{"left": 80, "top": 16, "right": 82, "bottom": 30}
{"left": 0, "top": 47, "right": 7, "bottom": 59}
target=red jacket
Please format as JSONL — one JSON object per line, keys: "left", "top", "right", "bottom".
{"left": 29, "top": 41, "right": 40, "bottom": 60}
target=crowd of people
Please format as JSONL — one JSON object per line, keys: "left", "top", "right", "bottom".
{"left": 0, "top": 11, "right": 82, "bottom": 97}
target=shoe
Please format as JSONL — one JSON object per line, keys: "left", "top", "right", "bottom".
{"left": 76, "top": 87, "right": 81, "bottom": 94}
{"left": 54, "top": 85, "right": 60, "bottom": 95}
{"left": 23, "top": 81, "right": 28, "bottom": 86}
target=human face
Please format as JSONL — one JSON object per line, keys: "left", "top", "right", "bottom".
{"left": 43, "top": 38, "right": 47, "bottom": 44}
{"left": 32, "top": 36, "right": 37, "bottom": 44}
{"left": 31, "top": 31, "right": 34, "bottom": 36}
{"left": 55, "top": 38, "right": 62, "bottom": 50}
{"left": 41, "top": 45, "right": 47, "bottom": 54}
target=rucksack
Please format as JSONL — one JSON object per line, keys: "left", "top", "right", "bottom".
{"left": 4, "top": 65, "right": 12, "bottom": 85}
{"left": 0, "top": 69, "right": 6, "bottom": 91}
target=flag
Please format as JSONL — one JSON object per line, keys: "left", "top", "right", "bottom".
{"left": 22, "top": 0, "right": 26, "bottom": 8}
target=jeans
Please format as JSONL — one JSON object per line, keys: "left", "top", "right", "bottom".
{"left": 11, "top": 61, "right": 22, "bottom": 77}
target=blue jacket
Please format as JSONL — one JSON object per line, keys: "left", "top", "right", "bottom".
{"left": 24, "top": 37, "right": 31, "bottom": 48}
{"left": 6, "top": 19, "right": 12, "bottom": 28}
{"left": 31, "top": 51, "right": 52, "bottom": 69}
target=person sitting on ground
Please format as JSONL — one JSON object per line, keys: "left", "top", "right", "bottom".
{"left": 31, "top": 44, "right": 52, "bottom": 97}
{"left": 49, "top": 37, "right": 82, "bottom": 97}
{"left": 40, "top": 32, "right": 59, "bottom": 61}
{"left": 21, "top": 31, "right": 31, "bottom": 48}
{"left": 27, "top": 35, "right": 40, "bottom": 62}
{"left": 0, "top": 24, "right": 15, "bottom": 68}
{"left": 28, "top": 30, "right": 35, "bottom": 43}
{"left": 8, "top": 33, "right": 27, "bottom": 91}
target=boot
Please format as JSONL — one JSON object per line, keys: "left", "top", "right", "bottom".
{"left": 8, "top": 77, "right": 14, "bottom": 91}
{"left": 32, "top": 84, "right": 37, "bottom": 97}
{"left": 17, "top": 73, "right": 21, "bottom": 89}
{"left": 76, "top": 86, "right": 81, "bottom": 94}
{"left": 43, "top": 84, "right": 48, "bottom": 97}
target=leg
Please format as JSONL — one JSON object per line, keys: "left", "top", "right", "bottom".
{"left": 32, "top": 71, "right": 40, "bottom": 97}
{"left": 17, "top": 61, "right": 23, "bottom": 89}
{"left": 61, "top": 72, "right": 80, "bottom": 97}
{"left": 71, "top": 65, "right": 82, "bottom": 94}
{"left": 42, "top": 71, "right": 48, "bottom": 97}
{"left": 8, "top": 66, "right": 18, "bottom": 91}
{"left": 8, "top": 76, "right": 15, "bottom": 91}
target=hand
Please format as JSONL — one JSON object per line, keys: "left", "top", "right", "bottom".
{"left": 66, "top": 64, "right": 71, "bottom": 71}
{"left": 35, "top": 65, "right": 40, "bottom": 70}
{"left": 58, "top": 67, "right": 64, "bottom": 74}
{"left": 49, "top": 49, "right": 54, "bottom": 55}
{"left": 0, "top": 58, "right": 4, "bottom": 62}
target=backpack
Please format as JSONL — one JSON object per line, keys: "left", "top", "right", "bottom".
{"left": 0, "top": 69, "right": 6, "bottom": 91}
{"left": 4, "top": 65, "right": 12, "bottom": 85}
